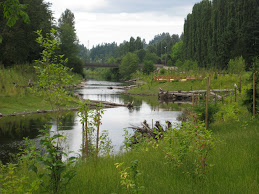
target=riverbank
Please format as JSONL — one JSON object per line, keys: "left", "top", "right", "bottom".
{"left": 0, "top": 65, "right": 84, "bottom": 115}
{"left": 4, "top": 112, "right": 258, "bottom": 193}
{"left": 127, "top": 73, "right": 249, "bottom": 96}
{"left": 1, "top": 70, "right": 258, "bottom": 193}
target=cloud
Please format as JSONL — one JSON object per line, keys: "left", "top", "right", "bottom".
{"left": 75, "top": 12, "right": 184, "bottom": 47}
{"left": 46, "top": 0, "right": 200, "bottom": 47}
{"left": 92, "top": 0, "right": 200, "bottom": 16}
{"left": 47, "top": 0, "right": 108, "bottom": 16}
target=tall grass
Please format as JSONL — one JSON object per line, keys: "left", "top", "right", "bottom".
{"left": 0, "top": 65, "right": 36, "bottom": 97}
{"left": 62, "top": 114, "right": 259, "bottom": 193}
{"left": 129, "top": 70, "right": 250, "bottom": 95}
{"left": 0, "top": 64, "right": 83, "bottom": 114}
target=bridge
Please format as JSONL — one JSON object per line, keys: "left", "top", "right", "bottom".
{"left": 84, "top": 63, "right": 119, "bottom": 68}
{"left": 84, "top": 63, "right": 172, "bottom": 70}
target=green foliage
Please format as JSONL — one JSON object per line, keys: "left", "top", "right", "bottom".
{"left": 78, "top": 102, "right": 111, "bottom": 157}
{"left": 183, "top": 0, "right": 259, "bottom": 69}
{"left": 182, "top": 60, "right": 198, "bottom": 71}
{"left": 215, "top": 102, "right": 245, "bottom": 122}
{"left": 159, "top": 68, "right": 165, "bottom": 75}
{"left": 164, "top": 120, "right": 216, "bottom": 176}
{"left": 143, "top": 51, "right": 158, "bottom": 64}
{"left": 0, "top": 0, "right": 52, "bottom": 65}
{"left": 33, "top": 29, "right": 73, "bottom": 108}
{"left": 170, "top": 40, "right": 183, "bottom": 63}
{"left": 21, "top": 126, "right": 77, "bottom": 193}
{"left": 115, "top": 160, "right": 144, "bottom": 194}
{"left": 228, "top": 56, "right": 245, "bottom": 74}
{"left": 135, "top": 49, "right": 146, "bottom": 63}
{"left": 243, "top": 57, "right": 259, "bottom": 113}
{"left": 58, "top": 9, "right": 82, "bottom": 75}
{"left": 142, "top": 61, "right": 155, "bottom": 75}
{"left": 1, "top": 0, "right": 30, "bottom": 27}
{"left": 0, "top": 162, "right": 39, "bottom": 193}
{"left": 68, "top": 57, "right": 83, "bottom": 76}
{"left": 175, "top": 59, "right": 183, "bottom": 68}
{"left": 193, "top": 102, "right": 220, "bottom": 125}
{"left": 119, "top": 52, "right": 139, "bottom": 80}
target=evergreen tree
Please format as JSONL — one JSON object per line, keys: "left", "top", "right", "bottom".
{"left": 58, "top": 9, "right": 83, "bottom": 74}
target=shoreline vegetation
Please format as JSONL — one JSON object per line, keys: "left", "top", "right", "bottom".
{"left": 1, "top": 0, "right": 258, "bottom": 192}
{"left": 1, "top": 66, "right": 258, "bottom": 193}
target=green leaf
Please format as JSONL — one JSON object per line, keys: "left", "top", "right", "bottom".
{"left": 20, "top": 11, "right": 30, "bottom": 24}
{"left": 29, "top": 164, "right": 38, "bottom": 174}
{"left": 7, "top": 16, "right": 17, "bottom": 27}
{"left": 0, "top": 34, "right": 3, "bottom": 43}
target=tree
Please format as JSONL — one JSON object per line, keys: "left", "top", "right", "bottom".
{"left": 171, "top": 40, "right": 183, "bottom": 64}
{"left": 144, "top": 51, "right": 158, "bottom": 64}
{"left": 135, "top": 49, "right": 146, "bottom": 63}
{"left": 0, "top": 0, "right": 30, "bottom": 43}
{"left": 119, "top": 52, "right": 139, "bottom": 80}
{"left": 58, "top": 9, "right": 83, "bottom": 74}
{"left": 0, "top": 0, "right": 52, "bottom": 66}
{"left": 182, "top": 0, "right": 258, "bottom": 69}
{"left": 142, "top": 60, "right": 155, "bottom": 75}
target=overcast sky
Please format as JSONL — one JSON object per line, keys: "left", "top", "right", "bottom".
{"left": 46, "top": 0, "right": 200, "bottom": 48}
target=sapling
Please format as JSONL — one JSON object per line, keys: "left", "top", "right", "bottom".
{"left": 115, "top": 160, "right": 144, "bottom": 194}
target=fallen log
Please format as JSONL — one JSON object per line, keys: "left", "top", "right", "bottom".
{"left": 129, "top": 120, "right": 169, "bottom": 144}
{"left": 210, "top": 92, "right": 222, "bottom": 100}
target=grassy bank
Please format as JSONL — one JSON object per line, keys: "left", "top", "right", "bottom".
{"left": 71, "top": 115, "right": 258, "bottom": 193}
{"left": 5, "top": 113, "right": 258, "bottom": 193}
{"left": 1, "top": 68, "right": 258, "bottom": 193}
{"left": 0, "top": 65, "right": 83, "bottom": 115}
{"left": 129, "top": 71, "right": 250, "bottom": 95}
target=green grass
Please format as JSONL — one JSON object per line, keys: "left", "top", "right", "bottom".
{"left": 129, "top": 72, "right": 250, "bottom": 95}
{"left": 0, "top": 93, "right": 53, "bottom": 114}
{"left": 0, "top": 65, "right": 83, "bottom": 115}
{"left": 63, "top": 114, "right": 258, "bottom": 193}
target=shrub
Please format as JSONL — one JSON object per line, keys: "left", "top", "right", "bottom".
{"left": 142, "top": 60, "right": 155, "bottom": 75}
{"left": 228, "top": 56, "right": 245, "bottom": 75}
{"left": 193, "top": 102, "right": 220, "bottom": 124}
{"left": 159, "top": 68, "right": 166, "bottom": 75}
{"left": 164, "top": 120, "right": 216, "bottom": 175}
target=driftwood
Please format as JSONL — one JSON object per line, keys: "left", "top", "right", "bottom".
{"left": 108, "top": 85, "right": 136, "bottom": 90}
{"left": 129, "top": 120, "right": 170, "bottom": 144}
{"left": 159, "top": 88, "right": 233, "bottom": 102}
{"left": 127, "top": 101, "right": 134, "bottom": 108}
{"left": 210, "top": 92, "right": 222, "bottom": 100}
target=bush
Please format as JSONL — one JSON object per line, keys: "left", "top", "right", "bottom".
{"left": 193, "top": 102, "right": 220, "bottom": 124}
{"left": 228, "top": 56, "right": 245, "bottom": 75}
{"left": 182, "top": 60, "right": 198, "bottom": 71}
{"left": 159, "top": 68, "right": 166, "bottom": 75}
{"left": 215, "top": 102, "right": 244, "bottom": 122}
{"left": 142, "top": 61, "right": 155, "bottom": 75}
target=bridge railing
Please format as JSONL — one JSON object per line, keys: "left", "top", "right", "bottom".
{"left": 84, "top": 63, "right": 119, "bottom": 68}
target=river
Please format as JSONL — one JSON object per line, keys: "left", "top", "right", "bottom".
{"left": 0, "top": 80, "right": 182, "bottom": 163}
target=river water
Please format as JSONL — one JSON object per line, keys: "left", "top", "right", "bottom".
{"left": 0, "top": 80, "right": 182, "bottom": 163}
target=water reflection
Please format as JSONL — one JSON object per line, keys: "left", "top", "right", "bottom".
{"left": 0, "top": 80, "right": 182, "bottom": 163}
{"left": 0, "top": 113, "right": 51, "bottom": 163}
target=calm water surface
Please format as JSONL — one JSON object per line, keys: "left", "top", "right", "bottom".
{"left": 0, "top": 80, "right": 182, "bottom": 163}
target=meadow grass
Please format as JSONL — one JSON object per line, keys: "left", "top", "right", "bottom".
{"left": 61, "top": 114, "right": 258, "bottom": 194}
{"left": 130, "top": 72, "right": 250, "bottom": 95}
{"left": 0, "top": 65, "right": 83, "bottom": 114}
{"left": 1, "top": 68, "right": 258, "bottom": 193}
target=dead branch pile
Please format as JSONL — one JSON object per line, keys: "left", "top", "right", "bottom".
{"left": 129, "top": 120, "right": 171, "bottom": 144}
